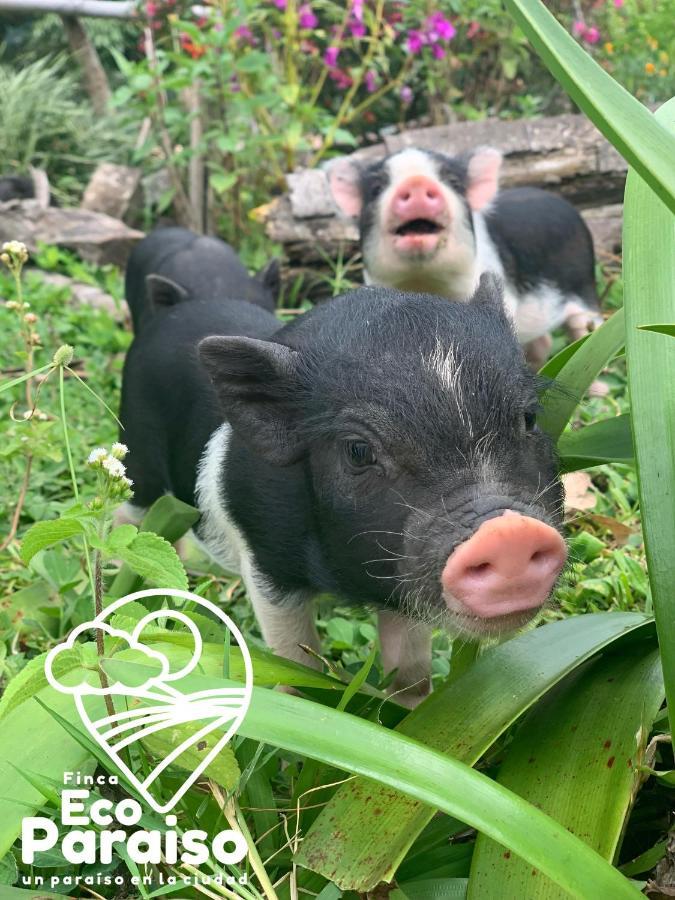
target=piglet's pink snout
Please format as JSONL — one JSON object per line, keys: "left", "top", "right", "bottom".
{"left": 391, "top": 176, "right": 446, "bottom": 222}
{"left": 441, "top": 511, "right": 567, "bottom": 619}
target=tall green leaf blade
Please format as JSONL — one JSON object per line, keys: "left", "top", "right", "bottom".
{"left": 623, "top": 97, "right": 675, "bottom": 733}
{"left": 539, "top": 309, "right": 625, "bottom": 441}
{"left": 468, "top": 643, "right": 664, "bottom": 897}
{"left": 558, "top": 414, "right": 634, "bottom": 472}
{"left": 102, "top": 657, "right": 643, "bottom": 900}
{"left": 0, "top": 692, "right": 94, "bottom": 857}
{"left": 501, "top": 0, "right": 675, "bottom": 214}
{"left": 638, "top": 325, "right": 675, "bottom": 338}
{"left": 298, "top": 614, "right": 652, "bottom": 889}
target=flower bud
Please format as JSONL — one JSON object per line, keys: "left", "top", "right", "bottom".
{"left": 52, "top": 344, "right": 74, "bottom": 367}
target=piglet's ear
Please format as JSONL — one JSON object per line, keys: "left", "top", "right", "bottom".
{"left": 325, "top": 157, "right": 363, "bottom": 218}
{"left": 198, "top": 335, "right": 305, "bottom": 466}
{"left": 254, "top": 257, "right": 281, "bottom": 301}
{"left": 146, "top": 274, "right": 189, "bottom": 309}
{"left": 469, "top": 271, "right": 505, "bottom": 311}
{"left": 466, "top": 147, "right": 502, "bottom": 212}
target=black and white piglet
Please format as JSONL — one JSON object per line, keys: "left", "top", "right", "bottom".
{"left": 125, "top": 226, "right": 280, "bottom": 331}
{"left": 328, "top": 147, "right": 602, "bottom": 366}
{"left": 119, "top": 275, "right": 567, "bottom": 705}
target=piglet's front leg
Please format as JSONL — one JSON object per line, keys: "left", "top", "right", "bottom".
{"left": 378, "top": 610, "right": 432, "bottom": 709}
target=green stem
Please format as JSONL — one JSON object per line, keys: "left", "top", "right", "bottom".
{"left": 58, "top": 364, "right": 95, "bottom": 597}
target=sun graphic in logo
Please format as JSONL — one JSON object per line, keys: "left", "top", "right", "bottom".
{"left": 45, "top": 589, "right": 253, "bottom": 813}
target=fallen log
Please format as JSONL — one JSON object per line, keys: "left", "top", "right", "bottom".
{"left": 0, "top": 200, "right": 144, "bottom": 267}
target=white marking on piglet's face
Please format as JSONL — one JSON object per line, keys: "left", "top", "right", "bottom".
{"left": 423, "top": 338, "right": 473, "bottom": 438}
{"left": 363, "top": 148, "right": 477, "bottom": 300}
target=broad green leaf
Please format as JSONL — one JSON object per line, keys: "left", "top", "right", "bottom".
{"left": 0, "top": 691, "right": 95, "bottom": 858}
{"left": 397, "top": 819, "right": 472, "bottom": 881}
{"left": 638, "top": 324, "right": 675, "bottom": 337}
{"left": 468, "top": 643, "right": 664, "bottom": 897}
{"left": 623, "top": 97, "right": 675, "bottom": 735}
{"left": 20, "top": 516, "right": 85, "bottom": 563}
{"left": 142, "top": 723, "right": 240, "bottom": 791}
{"left": 116, "top": 531, "right": 188, "bottom": 591}
{"left": 0, "top": 851, "right": 18, "bottom": 885}
{"left": 0, "top": 647, "right": 83, "bottom": 723}
{"left": 392, "top": 879, "right": 468, "bottom": 900}
{"left": 539, "top": 309, "right": 625, "bottom": 442}
{"left": 557, "top": 414, "right": 634, "bottom": 472}
{"left": 620, "top": 840, "right": 668, "bottom": 877}
{"left": 104, "top": 657, "right": 643, "bottom": 900}
{"left": 104, "top": 524, "right": 138, "bottom": 553}
{"left": 297, "top": 614, "right": 652, "bottom": 890}
{"left": 502, "top": 0, "right": 675, "bottom": 214}
{"left": 108, "top": 495, "right": 199, "bottom": 599}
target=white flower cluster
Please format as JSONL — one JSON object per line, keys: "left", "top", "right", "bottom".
{"left": 1, "top": 240, "right": 29, "bottom": 268}
{"left": 87, "top": 444, "right": 133, "bottom": 490}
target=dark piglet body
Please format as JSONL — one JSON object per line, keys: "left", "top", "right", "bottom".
{"left": 120, "top": 276, "right": 566, "bottom": 704}
{"left": 0, "top": 175, "right": 36, "bottom": 202}
{"left": 124, "top": 226, "right": 279, "bottom": 331}
{"left": 328, "top": 147, "right": 602, "bottom": 366}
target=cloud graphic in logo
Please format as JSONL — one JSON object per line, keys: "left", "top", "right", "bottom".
{"left": 46, "top": 622, "right": 172, "bottom": 695}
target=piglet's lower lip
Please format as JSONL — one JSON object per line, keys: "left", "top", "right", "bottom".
{"left": 392, "top": 233, "right": 442, "bottom": 255}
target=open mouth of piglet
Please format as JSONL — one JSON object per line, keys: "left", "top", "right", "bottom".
{"left": 394, "top": 218, "right": 444, "bottom": 237}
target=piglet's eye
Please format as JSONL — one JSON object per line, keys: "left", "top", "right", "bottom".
{"left": 523, "top": 409, "right": 539, "bottom": 432}
{"left": 343, "top": 438, "right": 377, "bottom": 469}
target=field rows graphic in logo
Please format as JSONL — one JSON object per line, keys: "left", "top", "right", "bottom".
{"left": 45, "top": 589, "right": 253, "bottom": 813}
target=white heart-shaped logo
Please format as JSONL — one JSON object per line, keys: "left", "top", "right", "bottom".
{"left": 45, "top": 588, "right": 253, "bottom": 813}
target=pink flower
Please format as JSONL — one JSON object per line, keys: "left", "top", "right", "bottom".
{"left": 364, "top": 69, "right": 377, "bottom": 92}
{"left": 272, "top": 0, "right": 286, "bottom": 8}
{"left": 351, "top": 0, "right": 364, "bottom": 21}
{"left": 145, "top": 1, "right": 158, "bottom": 16}
{"left": 584, "top": 25, "right": 600, "bottom": 44}
{"left": 350, "top": 21, "right": 367, "bottom": 37}
{"left": 400, "top": 84, "right": 413, "bottom": 104}
{"left": 324, "top": 45, "right": 340, "bottom": 67}
{"left": 298, "top": 3, "right": 318, "bottom": 29}
{"left": 329, "top": 67, "right": 353, "bottom": 89}
{"left": 426, "top": 12, "right": 455, "bottom": 42}
{"left": 613, "top": 0, "right": 624, "bottom": 6}
{"left": 234, "top": 25, "right": 255, "bottom": 44}
{"left": 572, "top": 20, "right": 587, "bottom": 37}
{"left": 466, "top": 20, "right": 480, "bottom": 40}
{"left": 432, "top": 43, "right": 447, "bottom": 59}
{"left": 406, "top": 29, "right": 425, "bottom": 54}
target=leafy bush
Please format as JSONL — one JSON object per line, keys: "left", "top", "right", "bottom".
{"left": 0, "top": 57, "right": 135, "bottom": 204}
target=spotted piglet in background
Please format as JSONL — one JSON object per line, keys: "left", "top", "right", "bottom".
{"left": 327, "top": 146, "right": 603, "bottom": 369}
